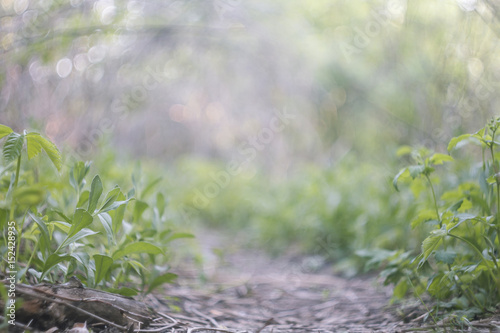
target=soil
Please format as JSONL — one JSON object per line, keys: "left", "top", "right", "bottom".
{"left": 143, "top": 230, "right": 500, "bottom": 333}
{"left": 9, "top": 229, "right": 500, "bottom": 332}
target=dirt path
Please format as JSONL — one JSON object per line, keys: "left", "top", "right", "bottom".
{"left": 9, "top": 230, "right": 500, "bottom": 332}
{"left": 146, "top": 230, "right": 411, "bottom": 332}
{"left": 145, "top": 229, "right": 500, "bottom": 333}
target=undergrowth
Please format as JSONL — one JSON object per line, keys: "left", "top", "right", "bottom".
{"left": 364, "top": 117, "right": 500, "bottom": 323}
{"left": 0, "top": 124, "right": 192, "bottom": 303}
{"left": 4, "top": 117, "right": 499, "bottom": 328}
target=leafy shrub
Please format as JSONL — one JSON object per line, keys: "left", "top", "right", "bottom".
{"left": 373, "top": 117, "right": 500, "bottom": 320}
{"left": 167, "top": 155, "right": 422, "bottom": 265}
{"left": 0, "top": 124, "right": 191, "bottom": 296}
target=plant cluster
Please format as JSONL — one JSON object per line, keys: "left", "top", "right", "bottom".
{"left": 367, "top": 117, "right": 500, "bottom": 321}
{"left": 167, "top": 156, "right": 420, "bottom": 266}
{"left": 0, "top": 124, "right": 191, "bottom": 297}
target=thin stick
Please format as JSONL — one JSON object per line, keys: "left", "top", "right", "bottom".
{"left": 187, "top": 327, "right": 237, "bottom": 333}
{"left": 255, "top": 318, "right": 276, "bottom": 333}
{"left": 190, "top": 306, "right": 220, "bottom": 327}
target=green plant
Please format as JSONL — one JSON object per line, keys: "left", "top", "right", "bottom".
{"left": 0, "top": 124, "right": 191, "bottom": 297}
{"left": 384, "top": 117, "right": 500, "bottom": 321}
{"left": 167, "top": 154, "right": 421, "bottom": 269}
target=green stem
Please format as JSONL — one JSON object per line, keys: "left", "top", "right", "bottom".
{"left": 453, "top": 272, "right": 486, "bottom": 311}
{"left": 448, "top": 233, "right": 498, "bottom": 283}
{"left": 489, "top": 127, "right": 500, "bottom": 257}
{"left": 20, "top": 241, "right": 39, "bottom": 284}
{"left": 113, "top": 267, "right": 124, "bottom": 288}
{"left": 425, "top": 174, "right": 441, "bottom": 227}
{"left": 407, "top": 275, "right": 441, "bottom": 329}
{"left": 482, "top": 235, "right": 499, "bottom": 270}
{"left": 482, "top": 147, "right": 486, "bottom": 172}
{"left": 13, "top": 154, "right": 21, "bottom": 189}
{"left": 497, "top": 184, "right": 500, "bottom": 253}
{"left": 8, "top": 154, "right": 22, "bottom": 222}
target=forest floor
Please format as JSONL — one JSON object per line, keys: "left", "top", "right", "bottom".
{"left": 10, "top": 228, "right": 500, "bottom": 332}
{"left": 143, "top": 229, "right": 500, "bottom": 333}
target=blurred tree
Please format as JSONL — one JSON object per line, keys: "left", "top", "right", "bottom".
{"left": 0, "top": 0, "right": 499, "bottom": 169}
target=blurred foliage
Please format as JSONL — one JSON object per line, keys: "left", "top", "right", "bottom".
{"left": 1, "top": 0, "right": 500, "bottom": 163}
{"left": 2, "top": 0, "right": 500, "bottom": 323}
{"left": 0, "top": 124, "right": 191, "bottom": 298}
{"left": 164, "top": 155, "right": 422, "bottom": 261}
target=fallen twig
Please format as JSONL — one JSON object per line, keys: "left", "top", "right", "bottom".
{"left": 255, "top": 318, "right": 277, "bottom": 333}
{"left": 187, "top": 327, "right": 238, "bottom": 333}
{"left": 189, "top": 306, "right": 220, "bottom": 327}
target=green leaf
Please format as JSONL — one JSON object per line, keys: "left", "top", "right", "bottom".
{"left": 99, "top": 187, "right": 120, "bottom": 212}
{"left": 13, "top": 185, "right": 46, "bottom": 206}
{"left": 100, "top": 199, "right": 133, "bottom": 214}
{"left": 99, "top": 187, "right": 133, "bottom": 214}
{"left": 56, "top": 228, "right": 99, "bottom": 252}
{"left": 3, "top": 132, "right": 24, "bottom": 164}
{"left": 25, "top": 132, "right": 62, "bottom": 171}
{"left": 68, "top": 209, "right": 93, "bottom": 238}
{"left": 112, "top": 241, "right": 164, "bottom": 260}
{"left": 447, "top": 213, "right": 477, "bottom": 232}
{"left": 0, "top": 124, "right": 13, "bottom": 139}
{"left": 42, "top": 253, "right": 73, "bottom": 279}
{"left": 51, "top": 221, "right": 71, "bottom": 233}
{"left": 70, "top": 161, "right": 91, "bottom": 192}
{"left": 408, "top": 165, "right": 426, "bottom": 178}
{"left": 429, "top": 153, "right": 454, "bottom": 165}
{"left": 156, "top": 192, "right": 166, "bottom": 217}
{"left": 393, "top": 168, "right": 409, "bottom": 191}
{"left": 97, "top": 212, "right": 115, "bottom": 245}
{"left": 141, "top": 177, "right": 163, "bottom": 199}
{"left": 426, "top": 273, "right": 452, "bottom": 299}
{"left": 165, "top": 233, "right": 195, "bottom": 242}
{"left": 127, "top": 259, "right": 147, "bottom": 275}
{"left": 131, "top": 162, "right": 142, "bottom": 188}
{"left": 110, "top": 191, "right": 127, "bottom": 234}
{"left": 88, "top": 175, "right": 103, "bottom": 213}
{"left": 396, "top": 145, "right": 413, "bottom": 157}
{"left": 0, "top": 282, "right": 8, "bottom": 313}
{"left": 106, "top": 287, "right": 138, "bottom": 297}
{"left": 457, "top": 198, "right": 473, "bottom": 212}
{"left": 146, "top": 273, "right": 177, "bottom": 294}
{"left": 435, "top": 250, "right": 457, "bottom": 265}
{"left": 133, "top": 200, "right": 149, "bottom": 222}
{"left": 410, "top": 209, "right": 438, "bottom": 228}
{"left": 77, "top": 190, "right": 90, "bottom": 208}
{"left": 486, "top": 174, "right": 497, "bottom": 185}
{"left": 419, "top": 226, "right": 447, "bottom": 268}
{"left": 447, "top": 134, "right": 473, "bottom": 152}
{"left": 392, "top": 279, "right": 409, "bottom": 300}
{"left": 93, "top": 254, "right": 113, "bottom": 285}
{"left": 29, "top": 212, "right": 51, "bottom": 257}
{"left": 53, "top": 209, "right": 71, "bottom": 223}
{"left": 69, "top": 252, "right": 88, "bottom": 267}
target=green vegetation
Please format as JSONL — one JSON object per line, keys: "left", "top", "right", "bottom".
{"left": 0, "top": 124, "right": 190, "bottom": 295}
{"left": 2, "top": 0, "right": 500, "bottom": 329}
{"left": 2, "top": 119, "right": 500, "bottom": 326}
{"left": 159, "top": 118, "right": 500, "bottom": 323}
{"left": 167, "top": 156, "right": 419, "bottom": 262}
{"left": 385, "top": 118, "right": 500, "bottom": 320}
